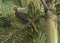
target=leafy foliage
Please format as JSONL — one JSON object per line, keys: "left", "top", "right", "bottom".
{"left": 1, "top": 0, "right": 60, "bottom": 43}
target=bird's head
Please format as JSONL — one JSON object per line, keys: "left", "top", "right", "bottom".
{"left": 12, "top": 5, "right": 28, "bottom": 14}
{"left": 11, "top": 5, "right": 18, "bottom": 13}
{"left": 13, "top": 6, "right": 18, "bottom": 12}
{"left": 13, "top": 6, "right": 17, "bottom": 11}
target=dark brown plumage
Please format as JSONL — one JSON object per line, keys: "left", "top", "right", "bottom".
{"left": 13, "top": 7, "right": 38, "bottom": 33}
{"left": 13, "top": 7, "right": 32, "bottom": 23}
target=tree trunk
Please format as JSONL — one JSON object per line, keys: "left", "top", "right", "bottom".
{"left": 44, "top": 0, "right": 58, "bottom": 43}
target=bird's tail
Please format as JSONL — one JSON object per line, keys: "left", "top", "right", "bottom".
{"left": 31, "top": 22, "right": 39, "bottom": 33}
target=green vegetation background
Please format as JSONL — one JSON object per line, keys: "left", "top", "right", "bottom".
{"left": 0, "top": 0, "right": 60, "bottom": 43}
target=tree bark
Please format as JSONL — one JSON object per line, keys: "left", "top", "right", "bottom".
{"left": 44, "top": 0, "right": 58, "bottom": 43}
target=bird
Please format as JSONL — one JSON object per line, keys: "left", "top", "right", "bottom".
{"left": 13, "top": 6, "right": 39, "bottom": 33}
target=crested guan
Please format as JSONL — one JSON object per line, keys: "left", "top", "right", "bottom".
{"left": 13, "top": 7, "right": 39, "bottom": 33}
